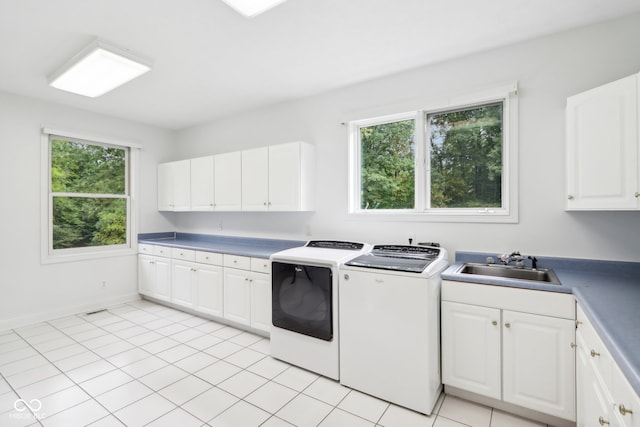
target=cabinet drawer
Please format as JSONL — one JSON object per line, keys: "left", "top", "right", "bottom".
{"left": 577, "top": 306, "right": 613, "bottom": 390}
{"left": 154, "top": 245, "right": 171, "bottom": 258}
{"left": 251, "top": 258, "right": 270, "bottom": 274}
{"left": 224, "top": 254, "right": 251, "bottom": 270}
{"left": 172, "top": 248, "right": 196, "bottom": 261}
{"left": 196, "top": 251, "right": 223, "bottom": 266}
{"left": 139, "top": 243, "right": 154, "bottom": 254}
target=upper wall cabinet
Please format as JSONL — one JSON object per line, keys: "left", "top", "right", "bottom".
{"left": 214, "top": 151, "right": 242, "bottom": 211}
{"left": 566, "top": 73, "right": 640, "bottom": 210}
{"left": 190, "top": 155, "right": 215, "bottom": 211}
{"left": 242, "top": 142, "right": 316, "bottom": 211}
{"left": 158, "top": 142, "right": 314, "bottom": 212}
{"left": 158, "top": 159, "right": 191, "bottom": 211}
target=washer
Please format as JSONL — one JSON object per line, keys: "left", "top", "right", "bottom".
{"left": 270, "top": 240, "right": 371, "bottom": 380}
{"left": 339, "top": 244, "right": 449, "bottom": 414}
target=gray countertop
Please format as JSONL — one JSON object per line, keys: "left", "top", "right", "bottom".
{"left": 442, "top": 251, "right": 640, "bottom": 398}
{"left": 138, "top": 232, "right": 306, "bottom": 259}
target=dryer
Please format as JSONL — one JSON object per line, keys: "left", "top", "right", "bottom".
{"left": 270, "top": 240, "right": 370, "bottom": 380}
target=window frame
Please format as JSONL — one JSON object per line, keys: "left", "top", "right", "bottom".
{"left": 348, "top": 84, "right": 518, "bottom": 223}
{"left": 41, "top": 128, "right": 140, "bottom": 263}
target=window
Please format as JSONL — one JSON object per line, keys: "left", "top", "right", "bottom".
{"left": 349, "top": 85, "right": 518, "bottom": 222}
{"left": 42, "top": 129, "right": 138, "bottom": 262}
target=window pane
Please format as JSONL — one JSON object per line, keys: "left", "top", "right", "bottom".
{"left": 51, "top": 139, "right": 126, "bottom": 194}
{"left": 360, "top": 119, "right": 415, "bottom": 209}
{"left": 52, "top": 197, "right": 127, "bottom": 249}
{"left": 429, "top": 103, "right": 503, "bottom": 208}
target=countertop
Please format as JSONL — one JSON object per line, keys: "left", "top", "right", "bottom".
{"left": 442, "top": 251, "right": 640, "bottom": 398}
{"left": 138, "top": 232, "right": 306, "bottom": 259}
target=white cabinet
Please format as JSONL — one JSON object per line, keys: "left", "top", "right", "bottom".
{"left": 566, "top": 73, "right": 640, "bottom": 210}
{"left": 442, "top": 281, "right": 576, "bottom": 422}
{"left": 190, "top": 156, "right": 215, "bottom": 211}
{"left": 576, "top": 304, "right": 640, "bottom": 427}
{"left": 241, "top": 141, "right": 315, "bottom": 211}
{"left": 441, "top": 302, "right": 501, "bottom": 399}
{"left": 241, "top": 147, "right": 269, "bottom": 211}
{"left": 138, "top": 245, "right": 171, "bottom": 302}
{"left": 158, "top": 160, "right": 191, "bottom": 211}
{"left": 214, "top": 151, "right": 242, "bottom": 211}
{"left": 268, "top": 142, "right": 315, "bottom": 211}
{"left": 502, "top": 310, "right": 575, "bottom": 419}
{"left": 223, "top": 255, "right": 272, "bottom": 333}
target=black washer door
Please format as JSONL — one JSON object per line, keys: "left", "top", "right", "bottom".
{"left": 272, "top": 262, "right": 333, "bottom": 341}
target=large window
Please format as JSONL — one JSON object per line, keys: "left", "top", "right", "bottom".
{"left": 349, "top": 86, "right": 517, "bottom": 222}
{"left": 42, "top": 130, "right": 137, "bottom": 261}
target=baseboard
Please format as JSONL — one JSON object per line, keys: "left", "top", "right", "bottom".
{"left": 0, "top": 292, "right": 141, "bottom": 332}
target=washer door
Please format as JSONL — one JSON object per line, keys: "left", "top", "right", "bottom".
{"left": 272, "top": 262, "right": 333, "bottom": 341}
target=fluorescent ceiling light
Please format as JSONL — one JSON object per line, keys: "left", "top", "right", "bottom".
{"left": 220, "top": 0, "right": 288, "bottom": 18}
{"left": 48, "top": 40, "right": 152, "bottom": 98}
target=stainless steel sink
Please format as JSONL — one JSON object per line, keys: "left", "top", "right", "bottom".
{"left": 455, "top": 263, "right": 561, "bottom": 285}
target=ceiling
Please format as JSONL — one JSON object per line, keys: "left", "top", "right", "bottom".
{"left": 2, "top": 0, "right": 640, "bottom": 130}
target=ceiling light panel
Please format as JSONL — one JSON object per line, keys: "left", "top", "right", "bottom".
{"left": 48, "top": 40, "right": 151, "bottom": 98}
{"left": 220, "top": 0, "right": 288, "bottom": 18}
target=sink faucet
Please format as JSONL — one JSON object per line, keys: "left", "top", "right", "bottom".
{"left": 499, "top": 251, "right": 524, "bottom": 267}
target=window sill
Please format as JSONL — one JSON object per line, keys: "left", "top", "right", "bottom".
{"left": 41, "top": 247, "right": 137, "bottom": 264}
{"left": 348, "top": 210, "right": 518, "bottom": 224}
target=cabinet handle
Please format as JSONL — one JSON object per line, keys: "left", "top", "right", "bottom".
{"left": 504, "top": 322, "right": 511, "bottom": 328}
{"left": 599, "top": 416, "right": 610, "bottom": 425}
{"left": 264, "top": 202, "right": 267, "bottom": 206}
{"left": 568, "top": 195, "right": 574, "bottom": 200}
{"left": 619, "top": 404, "right": 633, "bottom": 416}
{"left": 570, "top": 342, "right": 577, "bottom": 349}
{"left": 491, "top": 320, "right": 497, "bottom": 326}
{"left": 635, "top": 192, "right": 640, "bottom": 198}
{"left": 576, "top": 320, "right": 583, "bottom": 328}
{"left": 591, "top": 349, "right": 601, "bottom": 358}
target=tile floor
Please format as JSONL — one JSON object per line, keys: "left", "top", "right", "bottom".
{"left": 0, "top": 300, "right": 554, "bottom": 427}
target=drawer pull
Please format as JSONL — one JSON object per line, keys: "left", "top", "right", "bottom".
{"left": 591, "top": 350, "right": 601, "bottom": 358}
{"left": 619, "top": 404, "right": 633, "bottom": 416}
{"left": 570, "top": 342, "right": 577, "bottom": 349}
{"left": 504, "top": 322, "right": 511, "bottom": 328}
{"left": 491, "top": 321, "right": 497, "bottom": 326}
{"left": 598, "top": 416, "right": 610, "bottom": 425}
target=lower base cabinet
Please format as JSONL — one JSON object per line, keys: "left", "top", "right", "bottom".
{"left": 442, "top": 281, "right": 576, "bottom": 423}
{"left": 138, "top": 254, "right": 171, "bottom": 302}
{"left": 576, "top": 304, "right": 640, "bottom": 427}
{"left": 223, "top": 255, "right": 271, "bottom": 334}
{"left": 138, "top": 244, "right": 271, "bottom": 335}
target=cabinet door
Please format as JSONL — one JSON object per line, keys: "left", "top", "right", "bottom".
{"left": 214, "top": 152, "right": 242, "bottom": 211}
{"left": 566, "top": 74, "right": 638, "bottom": 210}
{"left": 441, "top": 301, "right": 501, "bottom": 400}
{"left": 268, "top": 142, "right": 301, "bottom": 211}
{"left": 172, "top": 261, "right": 195, "bottom": 307}
{"left": 157, "top": 163, "right": 173, "bottom": 211}
{"left": 194, "top": 265, "right": 224, "bottom": 317}
{"left": 157, "top": 160, "right": 191, "bottom": 211}
{"left": 190, "top": 156, "right": 215, "bottom": 211}
{"left": 242, "top": 147, "right": 269, "bottom": 211}
{"left": 250, "top": 272, "right": 271, "bottom": 333}
{"left": 223, "top": 268, "right": 251, "bottom": 326}
{"left": 502, "top": 310, "right": 576, "bottom": 421}
{"left": 138, "top": 255, "right": 156, "bottom": 295}
{"left": 153, "top": 257, "right": 172, "bottom": 301}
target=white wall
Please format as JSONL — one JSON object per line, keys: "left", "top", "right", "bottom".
{"left": 0, "top": 92, "right": 175, "bottom": 329}
{"left": 174, "top": 14, "right": 640, "bottom": 262}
